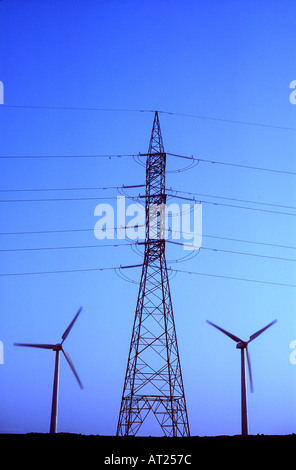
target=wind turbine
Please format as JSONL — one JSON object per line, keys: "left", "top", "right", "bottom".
{"left": 14, "top": 306, "right": 83, "bottom": 433}
{"left": 206, "top": 318, "right": 277, "bottom": 435}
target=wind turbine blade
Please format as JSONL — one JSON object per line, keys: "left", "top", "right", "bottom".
{"left": 248, "top": 319, "right": 277, "bottom": 343}
{"left": 62, "top": 349, "right": 83, "bottom": 389}
{"left": 61, "top": 307, "right": 83, "bottom": 344}
{"left": 14, "top": 343, "right": 55, "bottom": 349}
{"left": 246, "top": 346, "right": 253, "bottom": 393}
{"left": 206, "top": 320, "right": 242, "bottom": 343}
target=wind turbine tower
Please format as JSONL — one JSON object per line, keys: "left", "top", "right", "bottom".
{"left": 207, "top": 319, "right": 277, "bottom": 435}
{"left": 14, "top": 306, "right": 83, "bottom": 433}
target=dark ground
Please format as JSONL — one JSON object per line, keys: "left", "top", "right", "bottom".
{"left": 0, "top": 433, "right": 294, "bottom": 466}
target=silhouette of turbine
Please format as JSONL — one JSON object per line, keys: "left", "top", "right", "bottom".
{"left": 14, "top": 306, "right": 83, "bottom": 433}
{"left": 207, "top": 318, "right": 277, "bottom": 435}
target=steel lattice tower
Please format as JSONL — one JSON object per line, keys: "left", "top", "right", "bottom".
{"left": 116, "top": 111, "right": 190, "bottom": 437}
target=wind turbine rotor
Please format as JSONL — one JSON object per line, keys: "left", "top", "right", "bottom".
{"left": 14, "top": 343, "right": 56, "bottom": 349}
{"left": 245, "top": 345, "right": 253, "bottom": 393}
{"left": 248, "top": 319, "right": 277, "bottom": 343}
{"left": 61, "top": 307, "right": 83, "bottom": 344}
{"left": 206, "top": 320, "right": 242, "bottom": 343}
{"left": 61, "top": 348, "right": 83, "bottom": 389}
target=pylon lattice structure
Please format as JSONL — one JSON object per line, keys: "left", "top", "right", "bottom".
{"left": 116, "top": 111, "right": 190, "bottom": 437}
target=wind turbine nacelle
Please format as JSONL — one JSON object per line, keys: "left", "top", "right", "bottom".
{"left": 236, "top": 341, "right": 246, "bottom": 349}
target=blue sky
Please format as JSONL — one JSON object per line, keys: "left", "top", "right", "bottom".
{"left": 0, "top": 0, "right": 296, "bottom": 436}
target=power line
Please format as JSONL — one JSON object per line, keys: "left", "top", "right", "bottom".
{"left": 202, "top": 233, "right": 296, "bottom": 251}
{"left": 1, "top": 192, "right": 295, "bottom": 217}
{"left": 0, "top": 263, "right": 294, "bottom": 288}
{"left": 0, "top": 228, "right": 95, "bottom": 236}
{"left": 0, "top": 105, "right": 154, "bottom": 113}
{"left": 0, "top": 154, "right": 139, "bottom": 159}
{"left": 0, "top": 226, "right": 140, "bottom": 236}
{"left": 158, "top": 110, "right": 296, "bottom": 131}
{"left": 0, "top": 195, "right": 138, "bottom": 203}
{"left": 1, "top": 238, "right": 296, "bottom": 264}
{"left": 167, "top": 193, "right": 296, "bottom": 217}
{"left": 166, "top": 153, "right": 296, "bottom": 176}
{"left": 1, "top": 104, "right": 295, "bottom": 131}
{"left": 0, "top": 264, "right": 143, "bottom": 277}
{"left": 0, "top": 266, "right": 117, "bottom": 277}
{"left": 199, "top": 245, "right": 296, "bottom": 263}
{"left": 168, "top": 188, "right": 296, "bottom": 211}
{"left": 170, "top": 268, "right": 296, "bottom": 288}
{"left": 0, "top": 242, "right": 135, "bottom": 253}
{"left": 1, "top": 226, "right": 295, "bottom": 251}
{"left": 1, "top": 184, "right": 293, "bottom": 213}
{"left": 2, "top": 151, "right": 295, "bottom": 177}
{"left": 0, "top": 184, "right": 145, "bottom": 192}
{"left": 166, "top": 240, "right": 296, "bottom": 262}
{"left": 2, "top": 184, "right": 294, "bottom": 213}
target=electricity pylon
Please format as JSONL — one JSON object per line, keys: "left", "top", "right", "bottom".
{"left": 117, "top": 111, "right": 190, "bottom": 437}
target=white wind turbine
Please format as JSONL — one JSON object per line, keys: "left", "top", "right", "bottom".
{"left": 207, "top": 318, "right": 277, "bottom": 435}
{"left": 14, "top": 306, "right": 83, "bottom": 433}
